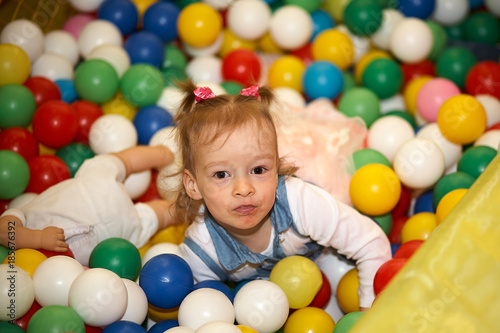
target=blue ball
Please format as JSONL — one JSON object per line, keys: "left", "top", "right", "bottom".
{"left": 468, "top": 0, "right": 484, "bottom": 10}
{"left": 133, "top": 105, "right": 174, "bottom": 145}
{"left": 55, "top": 79, "right": 78, "bottom": 103}
{"left": 102, "top": 320, "right": 146, "bottom": 333}
{"left": 139, "top": 254, "right": 194, "bottom": 309}
{"left": 413, "top": 189, "right": 435, "bottom": 215}
{"left": 194, "top": 280, "right": 235, "bottom": 303}
{"left": 310, "top": 9, "right": 335, "bottom": 41}
{"left": 391, "top": 243, "right": 401, "bottom": 256}
{"left": 398, "top": 0, "right": 436, "bottom": 19}
{"left": 124, "top": 31, "right": 165, "bottom": 68}
{"left": 98, "top": 0, "right": 139, "bottom": 36}
{"left": 302, "top": 61, "right": 344, "bottom": 100}
{"left": 148, "top": 319, "right": 179, "bottom": 333}
{"left": 143, "top": 2, "right": 181, "bottom": 43}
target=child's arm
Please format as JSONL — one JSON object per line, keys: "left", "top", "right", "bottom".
{"left": 0, "top": 213, "right": 68, "bottom": 252}
{"left": 111, "top": 145, "right": 175, "bottom": 179}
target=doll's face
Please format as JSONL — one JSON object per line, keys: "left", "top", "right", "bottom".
{"left": 183, "top": 123, "right": 278, "bottom": 236}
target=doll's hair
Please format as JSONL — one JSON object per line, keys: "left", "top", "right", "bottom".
{"left": 172, "top": 79, "right": 298, "bottom": 225}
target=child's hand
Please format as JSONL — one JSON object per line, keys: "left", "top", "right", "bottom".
{"left": 41, "top": 227, "right": 68, "bottom": 252}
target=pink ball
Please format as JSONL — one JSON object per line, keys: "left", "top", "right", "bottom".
{"left": 62, "top": 14, "right": 94, "bottom": 40}
{"left": 416, "top": 78, "right": 460, "bottom": 122}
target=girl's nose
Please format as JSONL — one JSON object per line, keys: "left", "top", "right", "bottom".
{"left": 234, "top": 176, "right": 254, "bottom": 197}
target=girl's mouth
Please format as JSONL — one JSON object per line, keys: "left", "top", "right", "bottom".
{"left": 234, "top": 205, "right": 256, "bottom": 215}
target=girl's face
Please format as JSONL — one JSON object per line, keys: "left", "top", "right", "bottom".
{"left": 183, "top": 123, "right": 279, "bottom": 236}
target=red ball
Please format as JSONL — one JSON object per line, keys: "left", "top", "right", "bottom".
{"left": 32, "top": 100, "right": 79, "bottom": 149}
{"left": 373, "top": 258, "right": 408, "bottom": 296}
{"left": 38, "top": 247, "right": 75, "bottom": 259}
{"left": 465, "top": 61, "right": 500, "bottom": 99}
{"left": 401, "top": 60, "right": 435, "bottom": 87}
{"left": 85, "top": 324, "right": 103, "bottom": 333}
{"left": 388, "top": 215, "right": 409, "bottom": 244}
{"left": 72, "top": 100, "right": 103, "bottom": 145}
{"left": 393, "top": 240, "right": 424, "bottom": 259}
{"left": 0, "top": 127, "right": 39, "bottom": 162}
{"left": 135, "top": 171, "right": 162, "bottom": 203}
{"left": 24, "top": 76, "right": 61, "bottom": 107}
{"left": 308, "top": 270, "right": 332, "bottom": 309}
{"left": 26, "top": 155, "right": 71, "bottom": 194}
{"left": 222, "top": 49, "right": 261, "bottom": 87}
{"left": 14, "top": 300, "right": 42, "bottom": 330}
{"left": 391, "top": 184, "right": 411, "bottom": 218}
{"left": 488, "top": 121, "right": 500, "bottom": 131}
{"left": 290, "top": 43, "right": 313, "bottom": 66}
{"left": 0, "top": 199, "right": 10, "bottom": 216}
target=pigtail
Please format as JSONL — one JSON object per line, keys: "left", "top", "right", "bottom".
{"left": 256, "top": 85, "right": 275, "bottom": 108}
{"left": 174, "top": 79, "right": 199, "bottom": 123}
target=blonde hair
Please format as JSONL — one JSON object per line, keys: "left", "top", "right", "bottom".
{"left": 172, "top": 79, "right": 298, "bottom": 225}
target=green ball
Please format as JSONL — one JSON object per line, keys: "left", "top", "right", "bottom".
{"left": 56, "top": 143, "right": 95, "bottom": 177}
{"left": 362, "top": 58, "right": 403, "bottom": 99}
{"left": 0, "top": 150, "right": 30, "bottom": 200}
{"left": 342, "top": 71, "right": 357, "bottom": 93}
{"left": 445, "top": 22, "right": 465, "bottom": 41}
{"left": 0, "top": 322, "right": 25, "bottom": 333}
{"left": 373, "top": 212, "right": 392, "bottom": 235}
{"left": 0, "top": 84, "right": 36, "bottom": 128}
{"left": 74, "top": 59, "right": 119, "bottom": 104}
{"left": 338, "top": 87, "right": 381, "bottom": 127}
{"left": 344, "top": 0, "right": 383, "bottom": 37}
{"left": 27, "top": 305, "right": 85, "bottom": 333}
{"left": 353, "top": 148, "right": 391, "bottom": 170}
{"left": 383, "top": 110, "right": 417, "bottom": 129}
{"left": 121, "top": 64, "right": 164, "bottom": 107}
{"left": 162, "top": 45, "right": 188, "bottom": 71}
{"left": 433, "top": 172, "right": 475, "bottom": 209}
{"left": 221, "top": 81, "right": 244, "bottom": 95}
{"left": 426, "top": 20, "right": 448, "bottom": 61}
{"left": 89, "top": 237, "right": 142, "bottom": 280}
{"left": 283, "top": 0, "right": 322, "bottom": 12}
{"left": 464, "top": 12, "right": 500, "bottom": 45}
{"left": 162, "top": 66, "right": 188, "bottom": 87}
{"left": 333, "top": 311, "right": 365, "bottom": 333}
{"left": 457, "top": 145, "right": 497, "bottom": 180}
{"left": 436, "top": 47, "right": 477, "bottom": 89}
{"left": 0, "top": 245, "right": 8, "bottom": 262}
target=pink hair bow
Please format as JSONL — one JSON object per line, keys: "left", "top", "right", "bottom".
{"left": 240, "top": 85, "right": 260, "bottom": 100}
{"left": 194, "top": 86, "right": 216, "bottom": 103}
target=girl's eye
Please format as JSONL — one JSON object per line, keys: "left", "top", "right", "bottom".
{"left": 252, "top": 166, "right": 266, "bottom": 175}
{"left": 214, "top": 171, "right": 228, "bottom": 179}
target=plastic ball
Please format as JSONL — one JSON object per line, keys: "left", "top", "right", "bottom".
{"left": 476, "top": 95, "right": 500, "bottom": 128}
{"left": 333, "top": 312, "right": 365, "bottom": 333}
{"left": 2, "top": 249, "right": 46, "bottom": 278}
{"left": 120, "top": 63, "right": 164, "bottom": 107}
{"left": 0, "top": 83, "right": 37, "bottom": 128}
{"left": 435, "top": 188, "right": 468, "bottom": 225}
{"left": 371, "top": 9, "right": 404, "bottom": 51}
{"left": 32, "top": 100, "right": 79, "bottom": 149}
{"left": 149, "top": 320, "right": 179, "bottom": 333}
{"left": 227, "top": 0, "right": 271, "bottom": 41}
{"left": 77, "top": 19, "right": 123, "bottom": 58}
{"left": 139, "top": 254, "right": 193, "bottom": 309}
{"left": 309, "top": 270, "right": 332, "bottom": 309}
{"left": 436, "top": 47, "right": 477, "bottom": 89}
{"left": 0, "top": 19, "right": 44, "bottom": 62}
{"left": 416, "top": 78, "right": 461, "bottom": 122}
{"left": 267, "top": 55, "right": 305, "bottom": 92}
{"left": 0, "top": 151, "right": 30, "bottom": 200}
{"left": 87, "top": 44, "right": 131, "bottom": 78}
{"left": 437, "top": 94, "right": 487, "bottom": 145}
{"left": 74, "top": 59, "right": 120, "bottom": 104}
{"left": 412, "top": 189, "right": 435, "bottom": 215}
{"left": 362, "top": 58, "right": 403, "bottom": 100}
{"left": 31, "top": 52, "right": 74, "bottom": 81}
{"left": 336, "top": 268, "right": 360, "bottom": 313}
{"left": 98, "top": 0, "right": 139, "bottom": 36}
{"left": 302, "top": 61, "right": 344, "bottom": 100}
{"left": 72, "top": 100, "right": 103, "bottom": 145}
{"left": 463, "top": 12, "right": 500, "bottom": 45}
{"left": 311, "top": 29, "right": 354, "bottom": 71}
{"left": 338, "top": 87, "right": 381, "bottom": 128}
{"left": 133, "top": 106, "right": 174, "bottom": 145}
{"left": 27, "top": 304, "right": 85, "bottom": 333}
{"left": 62, "top": 14, "right": 94, "bottom": 39}
{"left": 283, "top": 307, "right": 335, "bottom": 333}
{"left": 0, "top": 127, "right": 39, "bottom": 162}
{"left": 194, "top": 280, "right": 235, "bottom": 303}
{"left": 1, "top": 321, "right": 27, "bottom": 332}
{"left": 373, "top": 258, "right": 408, "bottom": 296}
{"left": 465, "top": 61, "right": 500, "bottom": 100}
{"left": 120, "top": 279, "right": 148, "bottom": 324}
{"left": 349, "top": 163, "right": 401, "bottom": 216}
{"left": 186, "top": 55, "right": 223, "bottom": 83}
{"left": 101, "top": 91, "right": 137, "bottom": 120}
{"left": 310, "top": 9, "right": 336, "bottom": 41}
{"left": 352, "top": 148, "right": 391, "bottom": 170}
{"left": 32, "top": 256, "right": 85, "bottom": 307}
{"left": 393, "top": 239, "right": 424, "bottom": 259}
{"left": 398, "top": 0, "right": 435, "bottom": 19}
{"left": 124, "top": 169, "right": 152, "bottom": 199}
{"left": 474, "top": 129, "right": 500, "bottom": 149}
{"left": 0, "top": 44, "right": 30, "bottom": 86}
{"left": 403, "top": 76, "right": 433, "bottom": 116}
{"left": 69, "top": 0, "right": 106, "bottom": 12}
{"left": 401, "top": 212, "right": 437, "bottom": 243}
{"left": 143, "top": 1, "right": 180, "bottom": 43}
{"left": 44, "top": 30, "right": 79, "bottom": 66}
{"left": 26, "top": 155, "right": 71, "bottom": 193}
{"left": 142, "top": 242, "right": 179, "bottom": 266}
{"left": 24, "top": 76, "right": 61, "bottom": 107}
{"left": 269, "top": 5, "right": 313, "bottom": 51}
{"left": 101, "top": 321, "right": 146, "bottom": 333}
{"left": 222, "top": 49, "right": 261, "bottom": 86}
{"left": 458, "top": 145, "right": 497, "bottom": 179}
{"left": 55, "top": 79, "right": 78, "bottom": 104}
{"left": 485, "top": 0, "right": 500, "bottom": 16}
{"left": 124, "top": 31, "right": 165, "bottom": 68}
{"left": 344, "top": 0, "right": 383, "bottom": 37}
{"left": 233, "top": 280, "right": 289, "bottom": 332}
{"left": 389, "top": 18, "right": 433, "bottom": 64}
{"left": 89, "top": 114, "right": 138, "bottom": 154}
{"left": 195, "top": 321, "right": 241, "bottom": 333}
{"left": 177, "top": 3, "right": 222, "bottom": 48}
{"left": 0, "top": 264, "right": 35, "bottom": 321}
{"left": 431, "top": 0, "right": 470, "bottom": 26}
{"left": 89, "top": 238, "right": 141, "bottom": 280}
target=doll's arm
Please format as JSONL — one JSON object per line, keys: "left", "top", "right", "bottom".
{"left": 145, "top": 199, "right": 178, "bottom": 230}
{"left": 112, "top": 145, "right": 174, "bottom": 179}
{"left": 0, "top": 214, "right": 68, "bottom": 252}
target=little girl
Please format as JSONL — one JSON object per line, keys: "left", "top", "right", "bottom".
{"left": 171, "top": 80, "right": 392, "bottom": 310}
{"left": 0, "top": 145, "right": 177, "bottom": 265}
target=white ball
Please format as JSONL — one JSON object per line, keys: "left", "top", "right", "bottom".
{"left": 178, "top": 288, "right": 235, "bottom": 330}
{"left": 120, "top": 279, "right": 148, "bottom": 324}
{"left": 86, "top": 44, "right": 131, "bottom": 77}
{"left": 416, "top": 122, "right": 462, "bottom": 170}
{"left": 233, "top": 280, "right": 289, "bottom": 333}
{"left": 475, "top": 95, "right": 500, "bottom": 128}
{"left": 165, "top": 327, "right": 196, "bottom": 333}
{"left": 367, "top": 115, "right": 415, "bottom": 163}
{"left": 68, "top": 268, "right": 128, "bottom": 327}
{"left": 89, "top": 114, "right": 138, "bottom": 154}
{"left": 124, "top": 170, "right": 152, "bottom": 200}
{"left": 393, "top": 138, "right": 445, "bottom": 189}
{"left": 31, "top": 52, "right": 74, "bottom": 81}
{"left": 0, "top": 19, "right": 45, "bottom": 62}
{"left": 69, "top": 0, "right": 105, "bottom": 13}
{"left": 227, "top": 0, "right": 271, "bottom": 41}
{"left": 270, "top": 5, "right": 313, "bottom": 51}
{"left": 203, "top": 0, "right": 235, "bottom": 10}
{"left": 485, "top": 0, "right": 500, "bottom": 16}
{"left": 186, "top": 55, "right": 223, "bottom": 84}
{"left": 380, "top": 94, "right": 406, "bottom": 114}
{"left": 431, "top": 0, "right": 470, "bottom": 26}
{"left": 183, "top": 32, "right": 224, "bottom": 57}
{"left": 8, "top": 192, "right": 38, "bottom": 209}
{"left": 474, "top": 130, "right": 500, "bottom": 150}
{"left": 389, "top": 18, "right": 433, "bottom": 64}
{"left": 157, "top": 86, "right": 185, "bottom": 117}
{"left": 78, "top": 20, "right": 123, "bottom": 58}
{"left": 142, "top": 242, "right": 180, "bottom": 267}
{"left": 32, "top": 256, "right": 85, "bottom": 307}
{"left": 195, "top": 321, "right": 242, "bottom": 333}
{"left": 336, "top": 25, "right": 370, "bottom": 63}
{"left": 371, "top": 9, "right": 405, "bottom": 51}
{"left": 45, "top": 30, "right": 79, "bottom": 66}
{"left": 272, "top": 87, "right": 306, "bottom": 111}
{"left": 0, "top": 264, "right": 34, "bottom": 321}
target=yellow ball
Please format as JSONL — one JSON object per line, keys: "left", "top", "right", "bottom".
{"left": 404, "top": 75, "right": 433, "bottom": 116}
{"left": 349, "top": 164, "right": 401, "bottom": 216}
{"left": 401, "top": 212, "right": 437, "bottom": 243}
{"left": 0, "top": 44, "right": 31, "bottom": 86}
{"left": 436, "top": 188, "right": 468, "bottom": 225}
{"left": 258, "top": 31, "right": 284, "bottom": 54}
{"left": 336, "top": 268, "right": 360, "bottom": 313}
{"left": 236, "top": 325, "right": 259, "bottom": 333}
{"left": 148, "top": 304, "right": 178, "bottom": 322}
{"left": 219, "top": 28, "right": 257, "bottom": 58}
{"left": 130, "top": 0, "right": 157, "bottom": 18}
{"left": 284, "top": 307, "right": 335, "bottom": 333}
{"left": 269, "top": 256, "right": 323, "bottom": 309}
{"left": 354, "top": 50, "right": 391, "bottom": 83}
{"left": 150, "top": 224, "right": 187, "bottom": 245}
{"left": 177, "top": 3, "right": 222, "bottom": 48}
{"left": 2, "top": 249, "right": 47, "bottom": 278}
{"left": 101, "top": 91, "right": 137, "bottom": 121}
{"left": 322, "top": 0, "right": 352, "bottom": 23}
{"left": 312, "top": 29, "right": 354, "bottom": 71}
{"left": 267, "top": 55, "right": 306, "bottom": 92}
{"left": 437, "top": 94, "right": 487, "bottom": 145}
